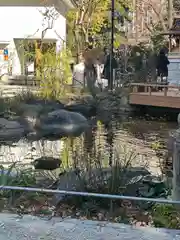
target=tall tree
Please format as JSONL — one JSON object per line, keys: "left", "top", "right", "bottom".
{"left": 66, "top": 0, "right": 132, "bottom": 62}
{"left": 168, "top": 0, "right": 173, "bottom": 28}
{"left": 138, "top": 0, "right": 168, "bottom": 34}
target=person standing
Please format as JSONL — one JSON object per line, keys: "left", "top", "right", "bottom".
{"left": 156, "top": 49, "right": 170, "bottom": 84}
{"left": 72, "top": 54, "right": 85, "bottom": 87}
{"left": 102, "top": 47, "right": 118, "bottom": 89}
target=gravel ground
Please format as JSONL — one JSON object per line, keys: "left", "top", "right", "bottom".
{"left": 0, "top": 213, "right": 180, "bottom": 239}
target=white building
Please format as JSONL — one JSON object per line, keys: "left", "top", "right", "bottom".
{"left": 0, "top": 0, "right": 75, "bottom": 77}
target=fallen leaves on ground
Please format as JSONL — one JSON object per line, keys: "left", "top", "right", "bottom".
{"left": 0, "top": 193, "right": 154, "bottom": 227}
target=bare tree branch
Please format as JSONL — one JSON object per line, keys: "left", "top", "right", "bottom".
{"left": 141, "top": 0, "right": 167, "bottom": 31}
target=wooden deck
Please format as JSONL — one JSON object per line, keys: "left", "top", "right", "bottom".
{"left": 129, "top": 83, "right": 180, "bottom": 109}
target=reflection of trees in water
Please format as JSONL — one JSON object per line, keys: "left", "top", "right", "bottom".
{"left": 105, "top": 123, "right": 114, "bottom": 166}
{"left": 123, "top": 120, "right": 176, "bottom": 144}
{"left": 83, "top": 120, "right": 115, "bottom": 167}
{"left": 79, "top": 117, "right": 176, "bottom": 171}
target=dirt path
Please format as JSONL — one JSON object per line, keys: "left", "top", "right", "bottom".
{"left": 0, "top": 213, "right": 179, "bottom": 240}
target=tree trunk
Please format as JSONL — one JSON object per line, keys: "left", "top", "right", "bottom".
{"left": 168, "top": 0, "right": 173, "bottom": 29}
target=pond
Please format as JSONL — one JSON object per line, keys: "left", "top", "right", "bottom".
{"left": 0, "top": 115, "right": 178, "bottom": 228}
{"left": 0, "top": 117, "right": 177, "bottom": 176}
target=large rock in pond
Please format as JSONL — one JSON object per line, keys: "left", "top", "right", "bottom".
{"left": 19, "top": 99, "right": 64, "bottom": 116}
{"left": 64, "top": 102, "right": 97, "bottom": 118}
{"left": 35, "top": 109, "right": 89, "bottom": 139}
{"left": 0, "top": 118, "right": 26, "bottom": 144}
{"left": 33, "top": 156, "right": 61, "bottom": 170}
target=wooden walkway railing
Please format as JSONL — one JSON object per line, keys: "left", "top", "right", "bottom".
{"left": 130, "top": 83, "right": 180, "bottom": 96}
{"left": 129, "top": 83, "right": 180, "bottom": 108}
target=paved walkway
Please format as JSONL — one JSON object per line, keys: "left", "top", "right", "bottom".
{"left": 0, "top": 84, "right": 39, "bottom": 98}
{"left": 0, "top": 213, "right": 180, "bottom": 239}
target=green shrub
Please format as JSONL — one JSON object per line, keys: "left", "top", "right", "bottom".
{"left": 38, "top": 47, "right": 73, "bottom": 100}
{"left": 152, "top": 204, "right": 180, "bottom": 229}
{"left": 0, "top": 163, "right": 36, "bottom": 198}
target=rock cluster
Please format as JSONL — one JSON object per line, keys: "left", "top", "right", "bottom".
{"left": 0, "top": 97, "right": 95, "bottom": 145}
{"left": 53, "top": 166, "right": 168, "bottom": 206}
{"left": 66, "top": 89, "right": 132, "bottom": 124}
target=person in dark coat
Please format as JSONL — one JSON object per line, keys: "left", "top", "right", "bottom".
{"left": 103, "top": 48, "right": 118, "bottom": 88}
{"left": 156, "top": 49, "right": 170, "bottom": 84}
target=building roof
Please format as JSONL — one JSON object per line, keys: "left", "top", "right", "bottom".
{"left": 0, "top": 0, "right": 75, "bottom": 16}
{"left": 0, "top": 0, "right": 75, "bottom": 7}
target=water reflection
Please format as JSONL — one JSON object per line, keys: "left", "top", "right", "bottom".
{"left": 0, "top": 117, "right": 177, "bottom": 176}
{"left": 0, "top": 139, "right": 64, "bottom": 165}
